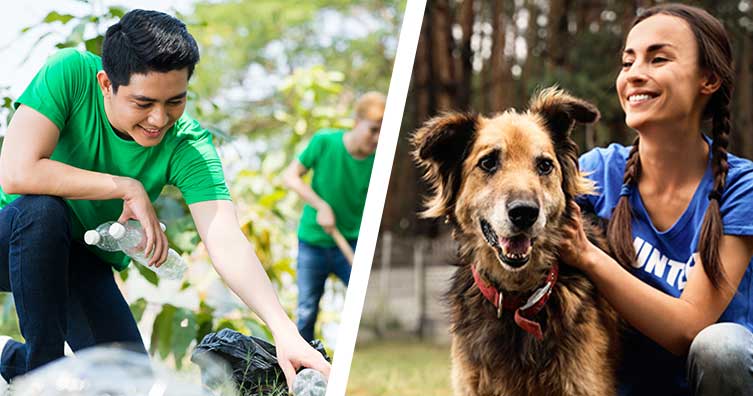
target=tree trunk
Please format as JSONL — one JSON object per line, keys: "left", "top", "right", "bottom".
{"left": 488, "top": 0, "right": 512, "bottom": 111}
{"left": 733, "top": 33, "right": 753, "bottom": 157}
{"left": 546, "top": 0, "right": 570, "bottom": 71}
{"left": 430, "top": 0, "right": 456, "bottom": 111}
{"left": 456, "top": 0, "right": 475, "bottom": 111}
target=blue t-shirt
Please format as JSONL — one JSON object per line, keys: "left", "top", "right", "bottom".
{"left": 578, "top": 136, "right": 753, "bottom": 396}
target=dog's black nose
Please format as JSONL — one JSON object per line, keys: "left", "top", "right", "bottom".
{"left": 508, "top": 201, "right": 539, "bottom": 229}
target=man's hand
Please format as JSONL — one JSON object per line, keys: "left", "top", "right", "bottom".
{"left": 316, "top": 203, "right": 336, "bottom": 235}
{"left": 190, "top": 200, "right": 332, "bottom": 389}
{"left": 283, "top": 159, "right": 338, "bottom": 235}
{"left": 273, "top": 325, "right": 331, "bottom": 389}
{"left": 117, "top": 178, "right": 168, "bottom": 267}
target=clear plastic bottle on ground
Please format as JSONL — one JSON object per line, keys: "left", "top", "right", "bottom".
{"left": 84, "top": 221, "right": 120, "bottom": 252}
{"left": 291, "top": 368, "right": 327, "bottom": 396}
{"left": 109, "top": 221, "right": 187, "bottom": 280}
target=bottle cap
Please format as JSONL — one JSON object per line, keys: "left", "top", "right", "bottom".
{"left": 109, "top": 222, "right": 126, "bottom": 239}
{"left": 84, "top": 230, "right": 101, "bottom": 245}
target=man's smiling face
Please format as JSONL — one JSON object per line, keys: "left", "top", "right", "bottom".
{"left": 98, "top": 68, "right": 188, "bottom": 147}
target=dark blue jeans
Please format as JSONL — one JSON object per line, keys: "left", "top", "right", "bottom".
{"left": 0, "top": 195, "right": 145, "bottom": 382}
{"left": 295, "top": 240, "right": 354, "bottom": 342}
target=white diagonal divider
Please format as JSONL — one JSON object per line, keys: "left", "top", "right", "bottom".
{"left": 325, "top": 0, "right": 427, "bottom": 394}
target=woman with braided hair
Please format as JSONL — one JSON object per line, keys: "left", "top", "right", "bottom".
{"left": 560, "top": 3, "right": 753, "bottom": 396}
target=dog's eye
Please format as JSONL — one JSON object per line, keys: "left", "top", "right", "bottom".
{"left": 478, "top": 155, "right": 499, "bottom": 173}
{"left": 537, "top": 159, "right": 554, "bottom": 175}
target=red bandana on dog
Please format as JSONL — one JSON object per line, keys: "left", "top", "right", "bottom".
{"left": 471, "top": 262, "right": 559, "bottom": 341}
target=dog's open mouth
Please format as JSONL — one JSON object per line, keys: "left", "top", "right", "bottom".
{"left": 480, "top": 219, "right": 534, "bottom": 268}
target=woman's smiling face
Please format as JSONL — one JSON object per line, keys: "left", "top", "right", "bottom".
{"left": 616, "top": 14, "right": 712, "bottom": 132}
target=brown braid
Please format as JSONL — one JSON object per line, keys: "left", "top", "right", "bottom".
{"left": 698, "top": 94, "right": 731, "bottom": 289}
{"left": 607, "top": 137, "right": 641, "bottom": 268}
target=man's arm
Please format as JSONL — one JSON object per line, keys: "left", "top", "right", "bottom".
{"left": 282, "top": 159, "right": 335, "bottom": 233}
{"left": 1, "top": 105, "right": 133, "bottom": 199}
{"left": 188, "top": 199, "right": 330, "bottom": 386}
{"left": 0, "top": 105, "right": 168, "bottom": 264}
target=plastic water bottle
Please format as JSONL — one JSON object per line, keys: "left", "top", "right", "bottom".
{"left": 84, "top": 221, "right": 120, "bottom": 252}
{"left": 291, "top": 368, "right": 327, "bottom": 396}
{"left": 85, "top": 221, "right": 165, "bottom": 253}
{"left": 109, "top": 222, "right": 187, "bottom": 280}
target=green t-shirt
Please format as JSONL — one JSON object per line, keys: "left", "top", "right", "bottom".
{"left": 2, "top": 48, "right": 231, "bottom": 270}
{"left": 297, "top": 129, "right": 374, "bottom": 247}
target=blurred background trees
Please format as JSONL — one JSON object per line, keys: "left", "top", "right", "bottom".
{"left": 383, "top": 0, "right": 753, "bottom": 237}
{"left": 0, "top": 0, "right": 402, "bottom": 369}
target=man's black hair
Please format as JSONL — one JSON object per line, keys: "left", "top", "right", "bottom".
{"left": 102, "top": 9, "right": 200, "bottom": 92}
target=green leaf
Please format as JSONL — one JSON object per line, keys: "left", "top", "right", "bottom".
{"left": 43, "top": 11, "right": 76, "bottom": 25}
{"left": 215, "top": 319, "right": 239, "bottom": 333}
{"left": 258, "top": 189, "right": 286, "bottom": 208}
{"left": 130, "top": 298, "right": 147, "bottom": 322}
{"left": 108, "top": 7, "right": 126, "bottom": 19}
{"left": 245, "top": 319, "right": 273, "bottom": 342}
{"left": 134, "top": 262, "right": 160, "bottom": 286}
{"left": 118, "top": 267, "right": 129, "bottom": 282}
{"left": 195, "top": 312, "right": 214, "bottom": 344}
{"left": 170, "top": 308, "right": 198, "bottom": 369}
{"left": 84, "top": 36, "right": 103, "bottom": 55}
{"left": 150, "top": 304, "right": 176, "bottom": 359}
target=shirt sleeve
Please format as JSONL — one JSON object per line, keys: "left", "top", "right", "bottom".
{"left": 298, "top": 133, "right": 323, "bottom": 169}
{"left": 167, "top": 117, "right": 231, "bottom": 204}
{"left": 720, "top": 163, "right": 753, "bottom": 236}
{"left": 15, "top": 48, "right": 86, "bottom": 131}
{"left": 577, "top": 147, "right": 606, "bottom": 214}
{"left": 576, "top": 143, "right": 629, "bottom": 220}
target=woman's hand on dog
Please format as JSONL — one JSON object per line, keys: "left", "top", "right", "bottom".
{"left": 560, "top": 201, "right": 599, "bottom": 272}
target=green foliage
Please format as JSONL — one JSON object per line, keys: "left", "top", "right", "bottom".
{"left": 0, "top": 295, "right": 22, "bottom": 342}
{"left": 182, "top": 0, "right": 398, "bottom": 139}
{"left": 20, "top": 3, "right": 125, "bottom": 57}
{"left": 0, "top": 86, "right": 15, "bottom": 143}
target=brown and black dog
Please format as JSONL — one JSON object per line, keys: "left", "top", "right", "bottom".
{"left": 412, "top": 88, "right": 618, "bottom": 396}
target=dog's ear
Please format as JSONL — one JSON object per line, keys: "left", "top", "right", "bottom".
{"left": 411, "top": 112, "right": 478, "bottom": 219}
{"left": 529, "top": 86, "right": 600, "bottom": 140}
{"left": 529, "top": 87, "right": 598, "bottom": 199}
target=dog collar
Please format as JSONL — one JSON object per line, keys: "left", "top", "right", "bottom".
{"left": 471, "top": 262, "right": 559, "bottom": 341}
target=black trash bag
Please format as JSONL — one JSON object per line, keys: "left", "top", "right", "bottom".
{"left": 191, "top": 328, "right": 329, "bottom": 396}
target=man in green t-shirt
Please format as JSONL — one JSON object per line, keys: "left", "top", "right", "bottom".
{"left": 283, "top": 92, "right": 385, "bottom": 341}
{"left": 0, "top": 9, "right": 328, "bottom": 386}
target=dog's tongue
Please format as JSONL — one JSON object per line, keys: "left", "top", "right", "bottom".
{"left": 500, "top": 235, "right": 531, "bottom": 255}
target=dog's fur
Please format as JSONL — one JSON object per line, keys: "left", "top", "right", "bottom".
{"left": 412, "top": 88, "right": 618, "bottom": 396}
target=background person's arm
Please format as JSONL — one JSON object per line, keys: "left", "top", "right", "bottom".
{"left": 282, "top": 159, "right": 335, "bottom": 233}
{"left": 188, "top": 199, "right": 331, "bottom": 387}
{"left": 0, "top": 104, "right": 168, "bottom": 264}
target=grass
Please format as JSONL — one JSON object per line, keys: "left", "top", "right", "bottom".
{"left": 346, "top": 339, "right": 452, "bottom": 396}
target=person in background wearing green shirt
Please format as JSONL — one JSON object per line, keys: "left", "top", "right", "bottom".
{"left": 0, "top": 9, "right": 328, "bottom": 387}
{"left": 283, "top": 92, "right": 385, "bottom": 341}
